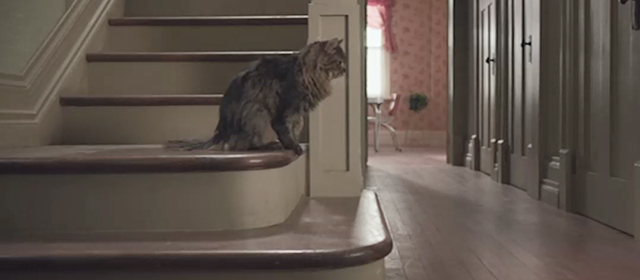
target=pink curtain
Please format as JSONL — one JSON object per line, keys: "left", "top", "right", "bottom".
{"left": 367, "top": 0, "right": 397, "bottom": 53}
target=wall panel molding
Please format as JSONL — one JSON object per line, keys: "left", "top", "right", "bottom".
{"left": 368, "top": 130, "right": 447, "bottom": 148}
{"left": 0, "top": 0, "right": 112, "bottom": 122}
{"left": 0, "top": 0, "right": 87, "bottom": 87}
{"left": 0, "top": 0, "right": 120, "bottom": 148}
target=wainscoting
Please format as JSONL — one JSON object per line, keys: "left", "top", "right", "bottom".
{"left": 367, "top": 129, "right": 447, "bottom": 148}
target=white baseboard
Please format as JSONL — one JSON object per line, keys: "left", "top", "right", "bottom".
{"left": 367, "top": 129, "right": 447, "bottom": 148}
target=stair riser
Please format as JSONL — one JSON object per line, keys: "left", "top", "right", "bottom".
{"left": 0, "top": 156, "right": 305, "bottom": 233}
{"left": 124, "top": 0, "right": 308, "bottom": 16}
{"left": 106, "top": 25, "right": 308, "bottom": 52}
{"left": 1, "top": 261, "right": 384, "bottom": 280}
{"left": 62, "top": 106, "right": 219, "bottom": 144}
{"left": 89, "top": 62, "right": 248, "bottom": 95}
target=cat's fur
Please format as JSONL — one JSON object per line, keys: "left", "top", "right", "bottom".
{"left": 165, "top": 38, "right": 347, "bottom": 155}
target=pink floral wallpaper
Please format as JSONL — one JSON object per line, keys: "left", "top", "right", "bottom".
{"left": 383, "top": 0, "right": 448, "bottom": 132}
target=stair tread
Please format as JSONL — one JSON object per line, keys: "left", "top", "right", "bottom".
{"left": 109, "top": 15, "right": 308, "bottom": 26}
{"left": 86, "top": 51, "right": 298, "bottom": 62}
{"left": 60, "top": 94, "right": 224, "bottom": 106}
{"left": 0, "top": 144, "right": 303, "bottom": 174}
{"left": 0, "top": 190, "right": 391, "bottom": 270}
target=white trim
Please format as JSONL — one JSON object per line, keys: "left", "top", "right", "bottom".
{"left": 0, "top": 0, "right": 114, "bottom": 122}
{"left": 0, "top": 0, "right": 87, "bottom": 86}
{"left": 308, "top": 0, "right": 364, "bottom": 197}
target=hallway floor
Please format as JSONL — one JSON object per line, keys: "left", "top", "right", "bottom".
{"left": 367, "top": 148, "right": 640, "bottom": 280}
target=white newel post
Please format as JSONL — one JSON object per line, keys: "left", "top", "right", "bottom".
{"left": 308, "top": 0, "right": 364, "bottom": 197}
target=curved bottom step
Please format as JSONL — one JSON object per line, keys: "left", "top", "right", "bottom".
{"left": 0, "top": 145, "right": 306, "bottom": 233}
{"left": 0, "top": 190, "right": 391, "bottom": 280}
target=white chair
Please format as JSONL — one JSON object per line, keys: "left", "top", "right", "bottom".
{"left": 368, "top": 93, "right": 402, "bottom": 152}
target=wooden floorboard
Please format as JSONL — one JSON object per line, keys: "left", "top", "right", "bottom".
{"left": 366, "top": 148, "right": 640, "bottom": 280}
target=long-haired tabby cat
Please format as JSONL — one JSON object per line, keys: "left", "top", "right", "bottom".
{"left": 165, "top": 38, "right": 347, "bottom": 155}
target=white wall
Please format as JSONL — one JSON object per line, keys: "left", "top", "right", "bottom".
{"left": 0, "top": 0, "right": 71, "bottom": 74}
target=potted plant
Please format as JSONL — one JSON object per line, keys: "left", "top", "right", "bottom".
{"left": 405, "top": 92, "right": 429, "bottom": 146}
{"left": 408, "top": 92, "right": 429, "bottom": 113}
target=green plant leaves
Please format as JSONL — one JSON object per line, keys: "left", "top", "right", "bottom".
{"left": 408, "top": 93, "right": 429, "bottom": 113}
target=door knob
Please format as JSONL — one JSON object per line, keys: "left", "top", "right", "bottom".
{"left": 485, "top": 57, "right": 496, "bottom": 64}
{"left": 521, "top": 35, "right": 533, "bottom": 62}
{"left": 620, "top": 0, "right": 640, "bottom": 30}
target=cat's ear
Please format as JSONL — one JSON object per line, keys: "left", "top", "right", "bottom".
{"left": 325, "top": 38, "right": 344, "bottom": 50}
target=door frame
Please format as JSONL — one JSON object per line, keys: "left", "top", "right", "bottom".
{"left": 361, "top": 0, "right": 368, "bottom": 170}
{"left": 448, "top": 0, "right": 473, "bottom": 166}
{"left": 529, "top": 0, "right": 542, "bottom": 200}
{"left": 557, "top": 0, "right": 581, "bottom": 212}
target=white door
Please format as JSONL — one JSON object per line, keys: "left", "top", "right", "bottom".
{"left": 477, "top": 0, "right": 498, "bottom": 175}
{"left": 577, "top": 0, "right": 640, "bottom": 234}
{"left": 507, "top": 0, "right": 536, "bottom": 190}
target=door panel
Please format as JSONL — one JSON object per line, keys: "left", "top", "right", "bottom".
{"left": 507, "top": 0, "right": 533, "bottom": 190}
{"left": 478, "top": 0, "right": 498, "bottom": 175}
{"left": 578, "top": 0, "right": 640, "bottom": 234}
{"left": 507, "top": 0, "right": 536, "bottom": 190}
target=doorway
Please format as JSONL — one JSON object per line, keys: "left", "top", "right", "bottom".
{"left": 365, "top": 0, "right": 449, "bottom": 159}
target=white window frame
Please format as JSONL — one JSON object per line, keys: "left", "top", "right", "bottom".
{"left": 366, "top": 27, "right": 391, "bottom": 99}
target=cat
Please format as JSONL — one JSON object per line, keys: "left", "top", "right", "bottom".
{"left": 165, "top": 38, "right": 347, "bottom": 155}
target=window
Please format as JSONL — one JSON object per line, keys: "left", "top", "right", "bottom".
{"left": 366, "top": 27, "right": 391, "bottom": 99}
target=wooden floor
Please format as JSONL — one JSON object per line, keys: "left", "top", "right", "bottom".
{"left": 367, "top": 148, "right": 640, "bottom": 280}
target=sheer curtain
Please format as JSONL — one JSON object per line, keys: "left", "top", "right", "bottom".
{"left": 366, "top": 0, "right": 396, "bottom": 100}
{"left": 367, "top": 0, "right": 397, "bottom": 53}
{"left": 366, "top": 27, "right": 390, "bottom": 99}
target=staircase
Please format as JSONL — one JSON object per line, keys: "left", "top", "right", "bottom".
{"left": 0, "top": 0, "right": 390, "bottom": 279}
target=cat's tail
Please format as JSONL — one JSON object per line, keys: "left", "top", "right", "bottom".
{"left": 164, "top": 138, "right": 216, "bottom": 151}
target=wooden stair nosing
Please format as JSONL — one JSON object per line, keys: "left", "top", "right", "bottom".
{"left": 59, "top": 94, "right": 224, "bottom": 107}
{"left": 0, "top": 145, "right": 304, "bottom": 175}
{"left": 86, "top": 51, "right": 298, "bottom": 62}
{"left": 0, "top": 191, "right": 392, "bottom": 271}
{"left": 109, "top": 15, "right": 309, "bottom": 26}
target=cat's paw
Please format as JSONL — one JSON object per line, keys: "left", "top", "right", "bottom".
{"left": 292, "top": 144, "right": 304, "bottom": 155}
{"left": 263, "top": 141, "right": 284, "bottom": 150}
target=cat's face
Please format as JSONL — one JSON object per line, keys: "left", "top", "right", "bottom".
{"left": 312, "top": 38, "right": 347, "bottom": 79}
